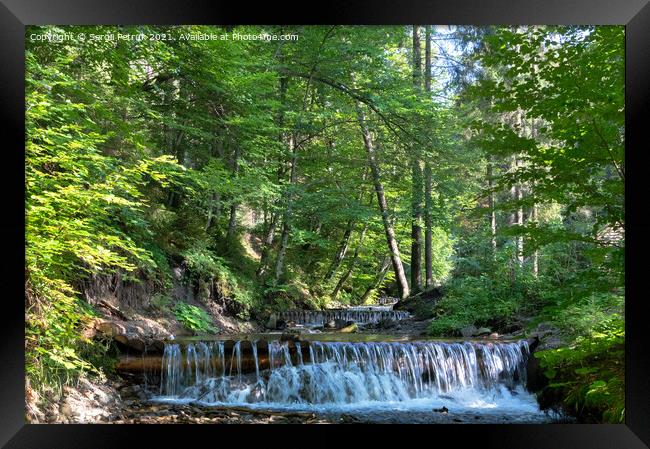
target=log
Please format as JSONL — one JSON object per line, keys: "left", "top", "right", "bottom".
{"left": 116, "top": 353, "right": 272, "bottom": 374}
{"left": 116, "top": 342, "right": 311, "bottom": 374}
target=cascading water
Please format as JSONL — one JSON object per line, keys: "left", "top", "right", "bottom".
{"left": 274, "top": 309, "right": 410, "bottom": 326}
{"left": 153, "top": 339, "right": 549, "bottom": 422}
{"left": 346, "top": 305, "right": 394, "bottom": 311}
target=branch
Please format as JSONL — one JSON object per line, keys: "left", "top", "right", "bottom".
{"left": 591, "top": 118, "right": 625, "bottom": 182}
{"left": 278, "top": 68, "right": 429, "bottom": 147}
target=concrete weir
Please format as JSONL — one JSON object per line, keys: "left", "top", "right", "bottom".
{"left": 271, "top": 309, "right": 410, "bottom": 327}
{"left": 116, "top": 336, "right": 539, "bottom": 376}
{"left": 147, "top": 338, "right": 538, "bottom": 409}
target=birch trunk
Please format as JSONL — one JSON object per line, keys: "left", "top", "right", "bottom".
{"left": 355, "top": 103, "right": 410, "bottom": 300}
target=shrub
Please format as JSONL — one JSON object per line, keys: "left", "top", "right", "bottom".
{"left": 535, "top": 318, "right": 624, "bottom": 423}
{"left": 181, "top": 245, "right": 258, "bottom": 318}
{"left": 428, "top": 267, "right": 543, "bottom": 336}
{"left": 173, "top": 302, "right": 217, "bottom": 334}
{"left": 148, "top": 292, "right": 172, "bottom": 315}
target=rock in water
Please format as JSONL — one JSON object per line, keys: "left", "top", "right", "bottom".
{"left": 339, "top": 323, "right": 358, "bottom": 333}
{"left": 460, "top": 325, "right": 477, "bottom": 337}
{"left": 335, "top": 318, "right": 351, "bottom": 329}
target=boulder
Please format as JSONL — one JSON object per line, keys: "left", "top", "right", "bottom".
{"left": 474, "top": 327, "right": 492, "bottom": 336}
{"left": 94, "top": 319, "right": 173, "bottom": 352}
{"left": 460, "top": 325, "right": 478, "bottom": 338}
{"left": 325, "top": 319, "right": 353, "bottom": 329}
{"left": 339, "top": 323, "right": 358, "bottom": 333}
{"left": 337, "top": 319, "right": 354, "bottom": 328}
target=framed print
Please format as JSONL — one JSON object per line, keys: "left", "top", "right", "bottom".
{"left": 1, "top": 0, "right": 649, "bottom": 447}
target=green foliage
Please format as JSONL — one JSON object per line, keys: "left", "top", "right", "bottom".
{"left": 173, "top": 302, "right": 218, "bottom": 334}
{"left": 24, "top": 24, "right": 624, "bottom": 425}
{"left": 424, "top": 226, "right": 456, "bottom": 283}
{"left": 25, "top": 25, "right": 187, "bottom": 392}
{"left": 539, "top": 291, "right": 623, "bottom": 340}
{"left": 263, "top": 279, "right": 325, "bottom": 312}
{"left": 429, "top": 253, "right": 543, "bottom": 335}
{"left": 181, "top": 245, "right": 257, "bottom": 318}
{"left": 535, "top": 314, "right": 624, "bottom": 423}
{"left": 148, "top": 292, "right": 173, "bottom": 316}
{"left": 25, "top": 279, "right": 99, "bottom": 385}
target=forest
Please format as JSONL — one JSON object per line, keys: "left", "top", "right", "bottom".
{"left": 25, "top": 25, "right": 624, "bottom": 424}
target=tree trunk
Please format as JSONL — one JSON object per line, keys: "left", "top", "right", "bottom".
{"left": 274, "top": 135, "right": 297, "bottom": 283}
{"left": 205, "top": 192, "right": 219, "bottom": 232}
{"left": 258, "top": 70, "right": 288, "bottom": 279}
{"left": 166, "top": 130, "right": 185, "bottom": 208}
{"left": 424, "top": 25, "right": 432, "bottom": 92}
{"left": 412, "top": 26, "right": 422, "bottom": 88}
{"left": 205, "top": 138, "right": 224, "bottom": 232}
{"left": 332, "top": 223, "right": 368, "bottom": 299}
{"left": 226, "top": 203, "right": 238, "bottom": 242}
{"left": 530, "top": 119, "right": 539, "bottom": 277}
{"left": 323, "top": 221, "right": 353, "bottom": 283}
{"left": 487, "top": 159, "right": 497, "bottom": 256}
{"left": 256, "top": 212, "right": 277, "bottom": 278}
{"left": 323, "top": 169, "right": 369, "bottom": 283}
{"left": 360, "top": 255, "right": 391, "bottom": 303}
{"left": 515, "top": 163, "right": 524, "bottom": 266}
{"left": 411, "top": 161, "right": 423, "bottom": 292}
{"left": 410, "top": 25, "right": 423, "bottom": 293}
{"left": 424, "top": 26, "right": 434, "bottom": 288}
{"left": 531, "top": 201, "right": 539, "bottom": 276}
{"left": 424, "top": 163, "right": 433, "bottom": 287}
{"left": 355, "top": 103, "right": 410, "bottom": 300}
{"left": 515, "top": 112, "right": 524, "bottom": 266}
{"left": 271, "top": 57, "right": 320, "bottom": 283}
{"left": 225, "top": 146, "right": 241, "bottom": 243}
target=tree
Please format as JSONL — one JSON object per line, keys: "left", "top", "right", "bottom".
{"left": 356, "top": 102, "right": 410, "bottom": 300}
{"left": 410, "top": 25, "right": 424, "bottom": 292}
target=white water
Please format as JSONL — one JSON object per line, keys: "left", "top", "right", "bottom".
{"left": 274, "top": 310, "right": 410, "bottom": 326}
{"left": 154, "top": 339, "right": 547, "bottom": 421}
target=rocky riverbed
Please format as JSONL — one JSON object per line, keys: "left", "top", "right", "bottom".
{"left": 112, "top": 401, "right": 564, "bottom": 424}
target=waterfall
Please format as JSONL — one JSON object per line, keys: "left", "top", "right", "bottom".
{"left": 157, "top": 340, "right": 532, "bottom": 409}
{"left": 274, "top": 309, "right": 410, "bottom": 326}
{"left": 346, "top": 305, "right": 393, "bottom": 311}
{"left": 251, "top": 341, "right": 260, "bottom": 382}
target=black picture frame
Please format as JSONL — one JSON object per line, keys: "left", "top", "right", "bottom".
{"left": 2, "top": 1, "right": 648, "bottom": 447}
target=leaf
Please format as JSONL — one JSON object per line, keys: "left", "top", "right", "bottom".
{"left": 543, "top": 368, "right": 557, "bottom": 379}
